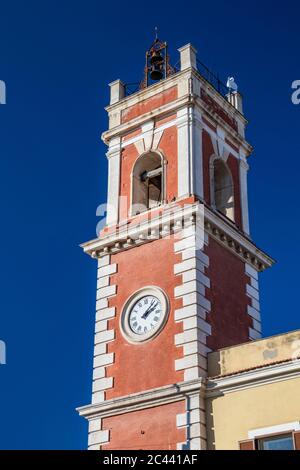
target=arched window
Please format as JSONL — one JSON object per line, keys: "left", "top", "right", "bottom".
{"left": 132, "top": 152, "right": 164, "bottom": 215}
{"left": 213, "top": 159, "right": 234, "bottom": 221}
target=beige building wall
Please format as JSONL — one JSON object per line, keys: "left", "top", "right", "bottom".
{"left": 207, "top": 376, "right": 300, "bottom": 450}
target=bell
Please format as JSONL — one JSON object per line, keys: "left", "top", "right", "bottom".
{"left": 150, "top": 63, "right": 163, "bottom": 81}
{"left": 150, "top": 50, "right": 163, "bottom": 64}
{"left": 150, "top": 61, "right": 163, "bottom": 81}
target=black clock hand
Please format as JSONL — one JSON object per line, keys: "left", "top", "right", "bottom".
{"left": 142, "top": 302, "right": 158, "bottom": 319}
{"left": 141, "top": 300, "right": 155, "bottom": 319}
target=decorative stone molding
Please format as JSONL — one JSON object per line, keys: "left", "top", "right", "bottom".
{"left": 78, "top": 378, "right": 206, "bottom": 418}
{"left": 83, "top": 203, "right": 274, "bottom": 273}
{"left": 132, "top": 120, "right": 164, "bottom": 154}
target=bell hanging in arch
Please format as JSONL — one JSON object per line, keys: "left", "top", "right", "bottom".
{"left": 149, "top": 50, "right": 164, "bottom": 81}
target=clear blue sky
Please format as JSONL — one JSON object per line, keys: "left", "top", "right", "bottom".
{"left": 0, "top": 0, "right": 299, "bottom": 449}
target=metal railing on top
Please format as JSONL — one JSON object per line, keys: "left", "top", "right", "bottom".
{"left": 124, "top": 82, "right": 141, "bottom": 96}
{"left": 196, "top": 59, "right": 228, "bottom": 98}
{"left": 124, "top": 60, "right": 230, "bottom": 99}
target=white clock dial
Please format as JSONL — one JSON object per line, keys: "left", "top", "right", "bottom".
{"left": 129, "top": 295, "right": 162, "bottom": 335}
{"left": 120, "top": 287, "right": 169, "bottom": 343}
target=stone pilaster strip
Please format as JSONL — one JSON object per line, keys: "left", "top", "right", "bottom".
{"left": 245, "top": 263, "right": 262, "bottom": 340}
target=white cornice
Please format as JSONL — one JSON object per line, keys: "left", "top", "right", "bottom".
{"left": 77, "top": 361, "right": 300, "bottom": 419}
{"left": 206, "top": 359, "right": 300, "bottom": 397}
{"left": 81, "top": 202, "right": 274, "bottom": 271}
{"left": 77, "top": 378, "right": 205, "bottom": 420}
{"left": 102, "top": 94, "right": 192, "bottom": 145}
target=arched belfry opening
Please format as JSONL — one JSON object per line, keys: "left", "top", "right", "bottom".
{"left": 213, "top": 159, "right": 235, "bottom": 221}
{"left": 132, "top": 152, "right": 164, "bottom": 215}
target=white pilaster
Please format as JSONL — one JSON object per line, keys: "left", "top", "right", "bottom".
{"left": 178, "top": 44, "right": 197, "bottom": 71}
{"left": 109, "top": 79, "right": 125, "bottom": 105}
{"left": 177, "top": 107, "right": 191, "bottom": 198}
{"left": 191, "top": 108, "right": 204, "bottom": 199}
{"left": 177, "top": 107, "right": 204, "bottom": 199}
{"left": 106, "top": 137, "right": 121, "bottom": 226}
{"left": 239, "top": 150, "right": 250, "bottom": 235}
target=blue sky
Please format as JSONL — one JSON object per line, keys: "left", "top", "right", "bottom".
{"left": 0, "top": 0, "right": 299, "bottom": 449}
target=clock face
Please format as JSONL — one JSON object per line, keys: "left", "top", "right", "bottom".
{"left": 129, "top": 295, "right": 162, "bottom": 335}
{"left": 120, "top": 287, "right": 169, "bottom": 343}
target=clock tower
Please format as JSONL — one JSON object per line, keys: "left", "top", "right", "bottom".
{"left": 77, "top": 39, "right": 273, "bottom": 450}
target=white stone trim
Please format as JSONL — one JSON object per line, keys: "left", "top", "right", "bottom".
{"left": 97, "top": 276, "right": 109, "bottom": 288}
{"left": 92, "top": 377, "right": 114, "bottom": 392}
{"left": 94, "top": 330, "right": 115, "bottom": 344}
{"left": 92, "top": 256, "right": 117, "bottom": 407}
{"left": 176, "top": 106, "right": 204, "bottom": 200}
{"left": 177, "top": 107, "right": 191, "bottom": 198}
{"left": 245, "top": 262, "right": 262, "bottom": 340}
{"left": 85, "top": 255, "right": 118, "bottom": 449}
{"left": 96, "top": 298, "right": 108, "bottom": 310}
{"left": 109, "top": 80, "right": 125, "bottom": 105}
{"left": 97, "top": 263, "right": 117, "bottom": 278}
{"left": 96, "top": 307, "right": 116, "bottom": 321}
{"left": 123, "top": 116, "right": 177, "bottom": 149}
{"left": 96, "top": 285, "right": 117, "bottom": 300}
{"left": 176, "top": 392, "right": 207, "bottom": 450}
{"left": 106, "top": 138, "right": 121, "bottom": 226}
{"left": 247, "top": 305, "right": 261, "bottom": 322}
{"left": 178, "top": 44, "right": 197, "bottom": 71}
{"left": 78, "top": 378, "right": 205, "bottom": 418}
{"left": 94, "top": 343, "right": 107, "bottom": 356}
{"left": 174, "top": 225, "right": 212, "bottom": 383}
{"left": 95, "top": 320, "right": 108, "bottom": 333}
{"left": 239, "top": 154, "right": 250, "bottom": 235}
{"left": 248, "top": 422, "right": 300, "bottom": 439}
{"left": 88, "top": 430, "right": 109, "bottom": 448}
{"left": 245, "top": 263, "right": 258, "bottom": 280}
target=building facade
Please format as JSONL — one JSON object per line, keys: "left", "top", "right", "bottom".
{"left": 207, "top": 330, "right": 300, "bottom": 450}
{"left": 77, "top": 40, "right": 299, "bottom": 450}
